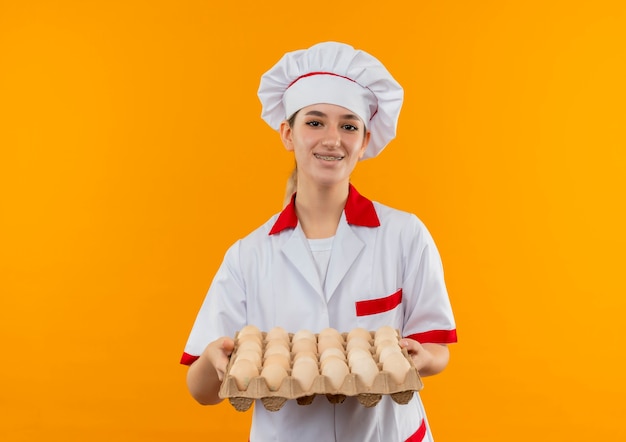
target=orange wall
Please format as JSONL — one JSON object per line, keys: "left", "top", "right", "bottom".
{"left": 1, "top": 1, "right": 625, "bottom": 440}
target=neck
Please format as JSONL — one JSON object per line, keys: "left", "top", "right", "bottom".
{"left": 295, "top": 181, "right": 349, "bottom": 239}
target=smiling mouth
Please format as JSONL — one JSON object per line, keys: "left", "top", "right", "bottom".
{"left": 314, "top": 153, "right": 345, "bottom": 161}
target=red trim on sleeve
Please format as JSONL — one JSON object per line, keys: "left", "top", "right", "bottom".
{"left": 406, "top": 329, "right": 458, "bottom": 344}
{"left": 405, "top": 418, "right": 426, "bottom": 441}
{"left": 180, "top": 352, "right": 200, "bottom": 366}
{"left": 355, "top": 289, "right": 402, "bottom": 316}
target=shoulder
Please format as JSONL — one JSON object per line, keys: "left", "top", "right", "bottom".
{"left": 370, "top": 200, "right": 438, "bottom": 250}
{"left": 230, "top": 212, "right": 282, "bottom": 249}
{"left": 218, "top": 212, "right": 282, "bottom": 270}
{"left": 372, "top": 201, "right": 426, "bottom": 231}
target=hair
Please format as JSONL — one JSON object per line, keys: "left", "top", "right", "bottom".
{"left": 282, "top": 111, "right": 299, "bottom": 207}
{"left": 283, "top": 166, "right": 297, "bottom": 207}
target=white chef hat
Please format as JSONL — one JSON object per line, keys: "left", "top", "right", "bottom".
{"left": 258, "top": 41, "right": 404, "bottom": 159}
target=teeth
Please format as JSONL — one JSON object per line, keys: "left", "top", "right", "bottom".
{"left": 315, "top": 154, "right": 344, "bottom": 161}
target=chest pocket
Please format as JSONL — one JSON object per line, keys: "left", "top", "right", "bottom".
{"left": 354, "top": 288, "right": 404, "bottom": 332}
{"left": 355, "top": 288, "right": 402, "bottom": 316}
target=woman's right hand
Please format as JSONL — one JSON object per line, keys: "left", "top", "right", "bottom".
{"left": 204, "top": 336, "right": 235, "bottom": 381}
{"left": 187, "top": 336, "right": 235, "bottom": 405}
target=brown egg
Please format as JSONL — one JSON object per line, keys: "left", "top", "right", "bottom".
{"left": 291, "top": 357, "right": 319, "bottom": 391}
{"left": 237, "top": 339, "right": 263, "bottom": 354}
{"left": 237, "top": 338, "right": 263, "bottom": 353}
{"left": 346, "top": 336, "right": 372, "bottom": 353}
{"left": 260, "top": 364, "right": 288, "bottom": 391}
{"left": 318, "top": 335, "right": 344, "bottom": 354}
{"left": 238, "top": 325, "right": 262, "bottom": 338}
{"left": 229, "top": 358, "right": 259, "bottom": 391}
{"left": 263, "top": 353, "right": 291, "bottom": 371}
{"left": 237, "top": 332, "right": 263, "bottom": 344}
{"left": 293, "top": 355, "right": 319, "bottom": 369}
{"left": 350, "top": 357, "right": 379, "bottom": 387}
{"left": 293, "top": 351, "right": 318, "bottom": 363}
{"left": 347, "top": 327, "right": 372, "bottom": 342}
{"left": 235, "top": 349, "right": 262, "bottom": 368}
{"left": 318, "top": 327, "right": 344, "bottom": 343}
{"left": 320, "top": 354, "right": 343, "bottom": 370}
{"left": 291, "top": 338, "right": 317, "bottom": 354}
{"left": 266, "top": 338, "right": 290, "bottom": 350}
{"left": 348, "top": 347, "right": 375, "bottom": 368}
{"left": 292, "top": 329, "right": 316, "bottom": 343}
{"left": 382, "top": 351, "right": 411, "bottom": 384}
{"left": 375, "top": 338, "right": 400, "bottom": 357}
{"left": 378, "top": 344, "right": 403, "bottom": 364}
{"left": 319, "top": 347, "right": 346, "bottom": 364}
{"left": 374, "top": 326, "right": 398, "bottom": 345}
{"left": 321, "top": 356, "right": 349, "bottom": 389}
{"left": 264, "top": 343, "right": 291, "bottom": 359}
{"left": 266, "top": 326, "right": 290, "bottom": 342}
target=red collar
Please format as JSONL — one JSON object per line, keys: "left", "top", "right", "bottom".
{"left": 269, "top": 184, "right": 380, "bottom": 235}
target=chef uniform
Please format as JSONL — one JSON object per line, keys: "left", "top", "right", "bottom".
{"left": 181, "top": 42, "right": 457, "bottom": 442}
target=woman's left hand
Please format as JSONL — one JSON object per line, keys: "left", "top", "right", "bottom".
{"left": 400, "top": 338, "right": 450, "bottom": 377}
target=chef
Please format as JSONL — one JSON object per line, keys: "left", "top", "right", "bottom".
{"left": 181, "top": 41, "right": 457, "bottom": 441}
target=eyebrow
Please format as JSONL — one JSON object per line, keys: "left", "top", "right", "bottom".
{"left": 303, "top": 110, "right": 361, "bottom": 121}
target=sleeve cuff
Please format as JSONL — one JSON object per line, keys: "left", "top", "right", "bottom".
{"left": 180, "top": 352, "right": 200, "bottom": 366}
{"left": 405, "top": 329, "right": 457, "bottom": 344}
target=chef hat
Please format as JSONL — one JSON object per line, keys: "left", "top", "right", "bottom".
{"left": 258, "top": 41, "right": 404, "bottom": 159}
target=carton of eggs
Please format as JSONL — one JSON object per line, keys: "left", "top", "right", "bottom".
{"left": 219, "top": 326, "right": 423, "bottom": 412}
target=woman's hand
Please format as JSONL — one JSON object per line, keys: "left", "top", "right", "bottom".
{"left": 399, "top": 338, "right": 450, "bottom": 377}
{"left": 186, "top": 336, "right": 235, "bottom": 405}
{"left": 204, "top": 336, "right": 235, "bottom": 382}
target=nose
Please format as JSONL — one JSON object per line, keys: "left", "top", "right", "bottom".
{"left": 321, "top": 127, "right": 341, "bottom": 148}
{"left": 321, "top": 138, "right": 340, "bottom": 148}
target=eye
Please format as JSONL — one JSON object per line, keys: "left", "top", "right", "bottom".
{"left": 342, "top": 124, "right": 359, "bottom": 131}
{"left": 305, "top": 120, "right": 322, "bottom": 127}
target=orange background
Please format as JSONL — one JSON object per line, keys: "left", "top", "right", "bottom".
{"left": 1, "top": 1, "right": 625, "bottom": 440}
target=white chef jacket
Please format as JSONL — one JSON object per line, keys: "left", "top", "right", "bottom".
{"left": 181, "top": 185, "right": 457, "bottom": 442}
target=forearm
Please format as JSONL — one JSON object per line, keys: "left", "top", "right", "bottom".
{"left": 186, "top": 353, "right": 224, "bottom": 405}
{"left": 187, "top": 361, "right": 221, "bottom": 405}
{"left": 418, "top": 343, "right": 450, "bottom": 377}
{"left": 186, "top": 337, "right": 235, "bottom": 405}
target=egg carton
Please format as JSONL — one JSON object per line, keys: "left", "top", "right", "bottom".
{"left": 219, "top": 331, "right": 423, "bottom": 412}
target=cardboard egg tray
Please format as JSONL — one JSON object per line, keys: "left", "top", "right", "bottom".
{"left": 219, "top": 330, "right": 423, "bottom": 412}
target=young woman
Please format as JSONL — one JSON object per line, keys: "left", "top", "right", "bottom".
{"left": 181, "top": 41, "right": 457, "bottom": 441}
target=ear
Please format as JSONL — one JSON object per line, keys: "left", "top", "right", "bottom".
{"left": 279, "top": 121, "right": 294, "bottom": 152}
{"left": 358, "top": 131, "right": 372, "bottom": 159}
